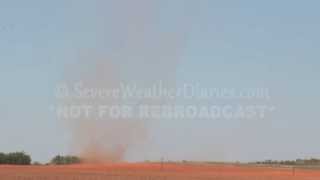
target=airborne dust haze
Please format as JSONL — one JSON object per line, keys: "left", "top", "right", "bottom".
{"left": 57, "top": 1, "right": 188, "bottom": 163}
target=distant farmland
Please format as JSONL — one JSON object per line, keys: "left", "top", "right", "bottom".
{"left": 1, "top": 162, "right": 320, "bottom": 180}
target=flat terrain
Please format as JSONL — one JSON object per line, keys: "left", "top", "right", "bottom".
{"left": 1, "top": 163, "right": 320, "bottom": 180}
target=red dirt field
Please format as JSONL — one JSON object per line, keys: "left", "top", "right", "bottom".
{"left": 1, "top": 163, "right": 320, "bottom": 180}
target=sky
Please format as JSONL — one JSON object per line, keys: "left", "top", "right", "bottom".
{"left": 0, "top": 0, "right": 320, "bottom": 163}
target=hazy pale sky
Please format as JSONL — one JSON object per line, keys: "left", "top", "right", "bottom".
{"left": 0, "top": 0, "right": 320, "bottom": 163}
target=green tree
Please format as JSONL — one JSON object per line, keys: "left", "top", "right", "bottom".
{"left": 0, "top": 153, "right": 6, "bottom": 164}
{"left": 0, "top": 152, "right": 31, "bottom": 165}
{"left": 51, "top": 155, "right": 81, "bottom": 165}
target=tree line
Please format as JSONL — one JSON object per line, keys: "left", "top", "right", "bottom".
{"left": 50, "top": 155, "right": 81, "bottom": 165}
{"left": 0, "top": 152, "right": 31, "bottom": 165}
{"left": 0, "top": 151, "right": 82, "bottom": 165}
{"left": 255, "top": 158, "right": 320, "bottom": 166}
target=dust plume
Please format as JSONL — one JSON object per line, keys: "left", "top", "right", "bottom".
{"left": 57, "top": 0, "right": 188, "bottom": 163}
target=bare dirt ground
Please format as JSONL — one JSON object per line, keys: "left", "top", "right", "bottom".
{"left": 1, "top": 163, "right": 320, "bottom": 180}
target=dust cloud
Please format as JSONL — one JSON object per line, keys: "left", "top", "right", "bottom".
{"left": 57, "top": 1, "right": 188, "bottom": 163}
